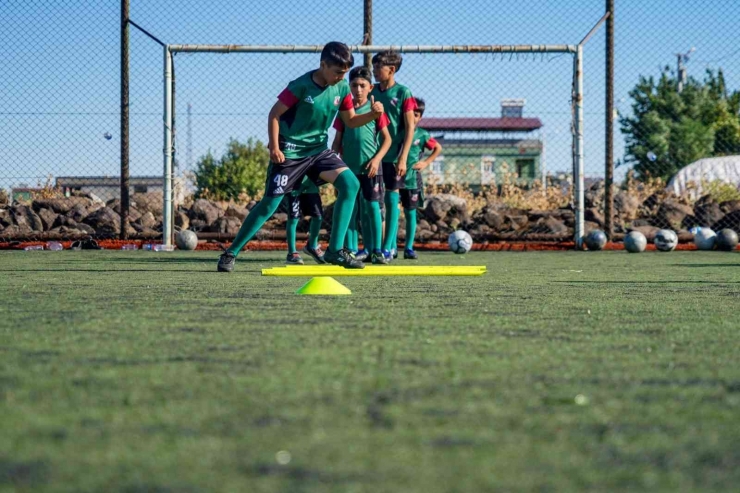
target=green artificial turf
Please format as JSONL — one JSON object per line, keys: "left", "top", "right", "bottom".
{"left": 0, "top": 250, "right": 739, "bottom": 492}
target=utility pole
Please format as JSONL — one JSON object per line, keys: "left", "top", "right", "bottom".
{"left": 676, "top": 47, "right": 695, "bottom": 93}
{"left": 187, "top": 103, "right": 193, "bottom": 171}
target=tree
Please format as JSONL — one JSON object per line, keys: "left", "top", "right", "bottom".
{"left": 193, "top": 138, "right": 269, "bottom": 201}
{"left": 620, "top": 68, "right": 740, "bottom": 181}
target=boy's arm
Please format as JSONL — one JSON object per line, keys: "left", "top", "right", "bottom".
{"left": 413, "top": 139, "right": 442, "bottom": 171}
{"left": 331, "top": 117, "right": 344, "bottom": 154}
{"left": 396, "top": 109, "right": 416, "bottom": 177}
{"left": 366, "top": 124, "right": 392, "bottom": 178}
{"left": 268, "top": 100, "right": 290, "bottom": 163}
{"left": 339, "top": 96, "right": 385, "bottom": 128}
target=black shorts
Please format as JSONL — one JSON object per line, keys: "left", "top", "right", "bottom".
{"left": 381, "top": 161, "right": 404, "bottom": 191}
{"left": 265, "top": 149, "right": 345, "bottom": 197}
{"left": 400, "top": 188, "right": 421, "bottom": 210}
{"left": 287, "top": 193, "right": 323, "bottom": 219}
{"left": 358, "top": 174, "right": 384, "bottom": 202}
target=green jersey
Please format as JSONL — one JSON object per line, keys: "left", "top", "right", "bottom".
{"left": 277, "top": 71, "right": 353, "bottom": 159}
{"left": 403, "top": 127, "right": 438, "bottom": 189}
{"left": 370, "top": 82, "right": 417, "bottom": 163}
{"left": 332, "top": 100, "right": 390, "bottom": 175}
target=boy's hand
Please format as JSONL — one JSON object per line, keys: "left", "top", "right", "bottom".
{"left": 366, "top": 158, "right": 381, "bottom": 178}
{"left": 397, "top": 156, "right": 407, "bottom": 177}
{"left": 269, "top": 144, "right": 285, "bottom": 163}
{"left": 413, "top": 160, "right": 429, "bottom": 171}
{"left": 370, "top": 96, "right": 384, "bottom": 116}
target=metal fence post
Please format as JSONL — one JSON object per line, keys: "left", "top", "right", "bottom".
{"left": 163, "top": 45, "right": 173, "bottom": 247}
{"left": 574, "top": 46, "right": 585, "bottom": 248}
{"left": 120, "top": 0, "right": 130, "bottom": 240}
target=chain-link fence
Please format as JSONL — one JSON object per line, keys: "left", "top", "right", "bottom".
{"left": 2, "top": 1, "right": 739, "bottom": 247}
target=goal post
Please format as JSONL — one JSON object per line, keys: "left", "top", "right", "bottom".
{"left": 161, "top": 28, "right": 606, "bottom": 247}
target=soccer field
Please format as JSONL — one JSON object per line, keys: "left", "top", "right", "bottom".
{"left": 1, "top": 250, "right": 739, "bottom": 492}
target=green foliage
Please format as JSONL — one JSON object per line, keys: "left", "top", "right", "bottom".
{"left": 620, "top": 68, "right": 740, "bottom": 181}
{"left": 702, "top": 179, "right": 740, "bottom": 203}
{"left": 193, "top": 138, "right": 269, "bottom": 201}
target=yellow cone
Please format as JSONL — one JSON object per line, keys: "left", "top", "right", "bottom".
{"left": 295, "top": 277, "right": 352, "bottom": 296}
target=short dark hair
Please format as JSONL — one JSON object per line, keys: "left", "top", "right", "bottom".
{"left": 321, "top": 41, "right": 354, "bottom": 69}
{"left": 349, "top": 66, "right": 373, "bottom": 84}
{"left": 415, "top": 97, "right": 426, "bottom": 116}
{"left": 372, "top": 50, "right": 403, "bottom": 72}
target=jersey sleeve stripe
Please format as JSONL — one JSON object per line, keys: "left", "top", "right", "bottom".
{"left": 376, "top": 113, "right": 390, "bottom": 131}
{"left": 277, "top": 88, "right": 299, "bottom": 107}
{"left": 332, "top": 117, "right": 345, "bottom": 132}
{"left": 340, "top": 94, "right": 354, "bottom": 111}
{"left": 402, "top": 97, "right": 418, "bottom": 113}
{"left": 425, "top": 137, "right": 438, "bottom": 150}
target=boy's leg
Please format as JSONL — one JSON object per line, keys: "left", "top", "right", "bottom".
{"left": 286, "top": 193, "right": 300, "bottom": 254}
{"left": 400, "top": 189, "right": 419, "bottom": 252}
{"left": 359, "top": 199, "right": 373, "bottom": 252}
{"left": 381, "top": 162, "right": 403, "bottom": 254}
{"left": 299, "top": 192, "right": 326, "bottom": 264}
{"left": 220, "top": 159, "right": 311, "bottom": 271}
{"left": 345, "top": 197, "right": 359, "bottom": 252}
{"left": 312, "top": 150, "right": 363, "bottom": 268}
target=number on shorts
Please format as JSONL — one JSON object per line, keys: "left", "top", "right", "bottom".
{"left": 273, "top": 174, "right": 288, "bottom": 187}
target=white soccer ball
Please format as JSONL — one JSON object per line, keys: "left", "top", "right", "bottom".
{"left": 693, "top": 228, "right": 716, "bottom": 251}
{"left": 448, "top": 230, "right": 473, "bottom": 254}
{"left": 654, "top": 229, "right": 678, "bottom": 252}
{"left": 175, "top": 229, "right": 199, "bottom": 251}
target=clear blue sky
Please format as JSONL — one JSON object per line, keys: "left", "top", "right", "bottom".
{"left": 1, "top": 0, "right": 739, "bottom": 191}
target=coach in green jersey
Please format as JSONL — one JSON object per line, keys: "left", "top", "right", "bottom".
{"left": 218, "top": 42, "right": 385, "bottom": 272}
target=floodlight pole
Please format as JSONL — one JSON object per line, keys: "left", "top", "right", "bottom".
{"left": 163, "top": 45, "right": 174, "bottom": 247}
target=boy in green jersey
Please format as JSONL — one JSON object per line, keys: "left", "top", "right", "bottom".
{"left": 371, "top": 51, "right": 418, "bottom": 261}
{"left": 217, "top": 42, "right": 385, "bottom": 272}
{"left": 283, "top": 177, "right": 325, "bottom": 265}
{"left": 399, "top": 98, "right": 442, "bottom": 259}
{"left": 331, "top": 66, "right": 392, "bottom": 264}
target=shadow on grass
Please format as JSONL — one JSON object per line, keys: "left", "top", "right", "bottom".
{"left": 553, "top": 280, "right": 740, "bottom": 284}
{"left": 672, "top": 263, "right": 740, "bottom": 268}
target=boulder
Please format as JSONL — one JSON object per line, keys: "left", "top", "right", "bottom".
{"left": 654, "top": 199, "right": 693, "bottom": 230}
{"left": 629, "top": 225, "right": 660, "bottom": 241}
{"left": 76, "top": 223, "right": 95, "bottom": 235}
{"left": 189, "top": 219, "right": 208, "bottom": 232}
{"left": 225, "top": 204, "right": 249, "bottom": 221}
{"left": 423, "top": 194, "right": 467, "bottom": 223}
{"left": 614, "top": 191, "right": 640, "bottom": 220}
{"left": 583, "top": 221, "right": 602, "bottom": 233}
{"left": 210, "top": 216, "right": 242, "bottom": 235}
{"left": 67, "top": 204, "right": 90, "bottom": 223}
{"left": 0, "top": 208, "right": 11, "bottom": 227}
{"left": 720, "top": 200, "right": 740, "bottom": 214}
{"left": 584, "top": 208, "right": 605, "bottom": 227}
{"left": 32, "top": 197, "right": 92, "bottom": 214}
{"left": 693, "top": 198, "right": 724, "bottom": 227}
{"left": 36, "top": 208, "right": 58, "bottom": 231}
{"left": 711, "top": 210, "right": 740, "bottom": 231}
{"left": 189, "top": 199, "right": 224, "bottom": 225}
{"left": 174, "top": 211, "right": 190, "bottom": 230}
{"left": 137, "top": 212, "right": 158, "bottom": 229}
{"left": 417, "top": 219, "right": 431, "bottom": 231}
{"left": 542, "top": 216, "right": 569, "bottom": 234}
{"left": 504, "top": 213, "right": 528, "bottom": 231}
{"left": 2, "top": 224, "right": 32, "bottom": 236}
{"left": 483, "top": 208, "right": 504, "bottom": 230}
{"left": 272, "top": 212, "right": 288, "bottom": 224}
{"left": 11, "top": 205, "right": 44, "bottom": 232}
{"left": 82, "top": 207, "right": 121, "bottom": 235}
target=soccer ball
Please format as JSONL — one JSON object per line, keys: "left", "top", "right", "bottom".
{"left": 693, "top": 228, "right": 716, "bottom": 251}
{"left": 624, "top": 231, "right": 647, "bottom": 253}
{"left": 448, "top": 230, "right": 473, "bottom": 254}
{"left": 175, "top": 230, "right": 199, "bottom": 251}
{"left": 715, "top": 228, "right": 739, "bottom": 251}
{"left": 654, "top": 229, "right": 678, "bottom": 252}
{"left": 584, "top": 229, "right": 607, "bottom": 251}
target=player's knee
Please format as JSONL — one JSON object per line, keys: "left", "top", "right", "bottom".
{"left": 337, "top": 170, "right": 360, "bottom": 195}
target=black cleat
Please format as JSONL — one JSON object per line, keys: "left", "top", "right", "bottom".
{"left": 371, "top": 252, "right": 390, "bottom": 264}
{"left": 217, "top": 250, "right": 236, "bottom": 272}
{"left": 286, "top": 252, "right": 304, "bottom": 265}
{"left": 302, "top": 245, "right": 327, "bottom": 264}
{"left": 323, "top": 248, "right": 365, "bottom": 269}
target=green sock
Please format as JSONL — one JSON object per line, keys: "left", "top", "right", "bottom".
{"left": 383, "top": 191, "right": 400, "bottom": 252}
{"left": 365, "top": 199, "right": 382, "bottom": 253}
{"left": 404, "top": 208, "right": 417, "bottom": 251}
{"left": 286, "top": 216, "right": 298, "bottom": 254}
{"left": 345, "top": 198, "right": 359, "bottom": 252}
{"left": 329, "top": 171, "right": 360, "bottom": 252}
{"left": 309, "top": 216, "right": 322, "bottom": 249}
{"left": 227, "top": 195, "right": 283, "bottom": 255}
{"left": 359, "top": 200, "right": 372, "bottom": 252}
